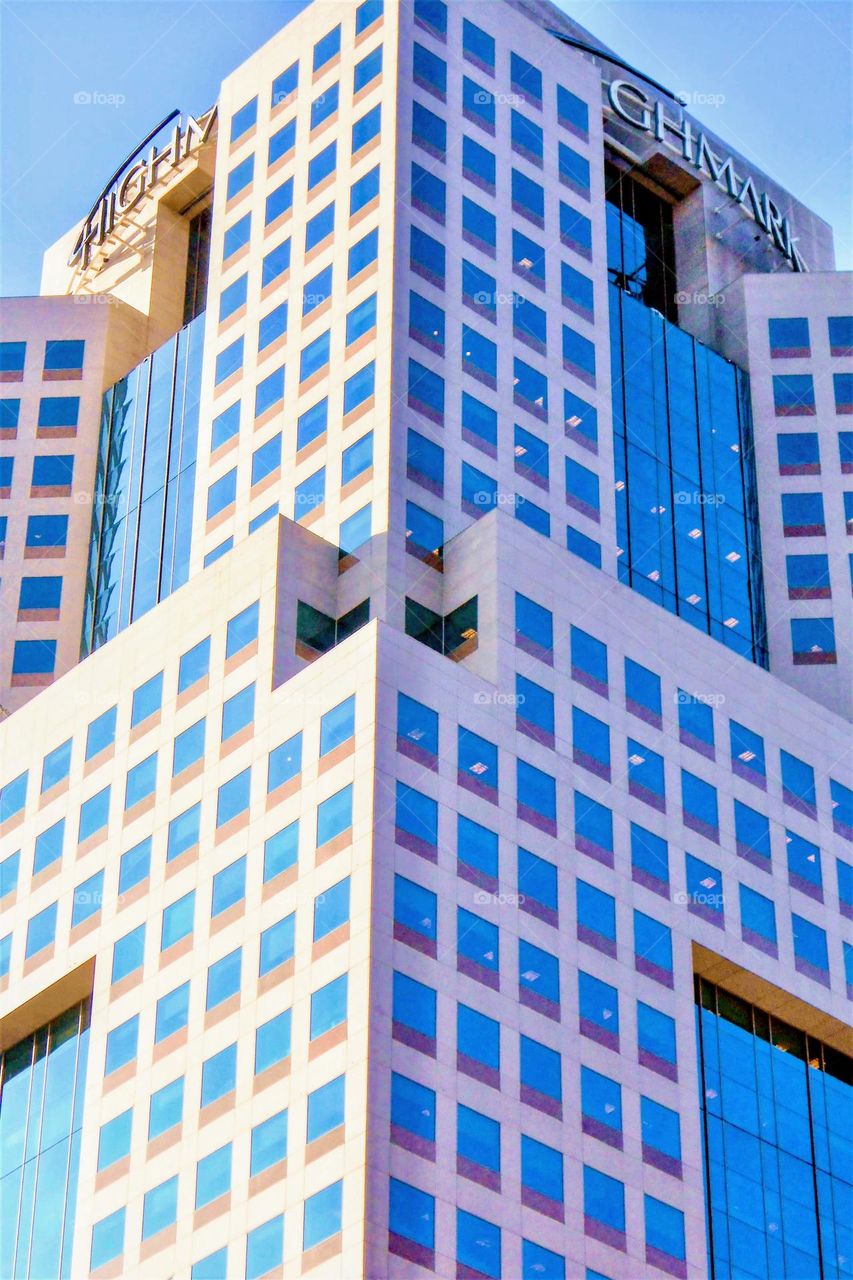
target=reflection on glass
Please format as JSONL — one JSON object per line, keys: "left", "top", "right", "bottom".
{"left": 0, "top": 1000, "right": 91, "bottom": 1280}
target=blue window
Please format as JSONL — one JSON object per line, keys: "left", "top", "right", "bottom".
{"left": 739, "top": 883, "right": 777, "bottom": 950}
{"left": 463, "top": 135, "right": 496, "bottom": 191}
{"left": 85, "top": 705, "right": 116, "bottom": 758}
{"left": 97, "top": 1109, "right": 132, "bottom": 1172}
{"left": 412, "top": 101, "right": 446, "bottom": 158}
{"left": 303, "top": 1180, "right": 342, "bottom": 1250}
{"left": 33, "top": 818, "right": 64, "bottom": 875}
{"left": 563, "top": 325, "right": 596, "bottom": 382}
{"left": 730, "top": 719, "right": 765, "bottom": 779}
{"left": 155, "top": 982, "right": 189, "bottom": 1041}
{"left": 574, "top": 791, "right": 613, "bottom": 862}
{"left": 119, "top": 837, "right": 151, "bottom": 894}
{"left": 396, "top": 780, "right": 437, "bottom": 848}
{"left": 579, "top": 970, "right": 619, "bottom": 1043}
{"left": 173, "top": 720, "right": 204, "bottom": 777}
{"left": 391, "top": 1073, "right": 435, "bottom": 1143}
{"left": 463, "top": 17, "right": 494, "bottom": 71}
{"left": 522, "top": 1240, "right": 564, "bottom": 1280}
{"left": 457, "top": 814, "right": 498, "bottom": 882}
{"left": 351, "top": 165, "right": 380, "bottom": 215}
{"left": 149, "top": 1077, "right": 183, "bottom": 1139}
{"left": 246, "top": 1218, "right": 283, "bottom": 1280}
{"left": 262, "top": 238, "right": 291, "bottom": 287}
{"left": 457, "top": 1210, "right": 500, "bottom": 1279}
{"left": 257, "top": 300, "right": 286, "bottom": 353}
{"left": 352, "top": 104, "right": 381, "bottom": 153}
{"left": 195, "top": 1143, "right": 232, "bottom": 1209}
{"left": 584, "top": 1165, "right": 625, "bottom": 1236}
{"left": 463, "top": 76, "right": 495, "bottom": 130}
{"left": 31, "top": 454, "right": 74, "bottom": 489}
{"left": 310, "top": 973, "right": 348, "bottom": 1038}
{"left": 26, "top": 514, "right": 68, "bottom": 549}
{"left": 223, "top": 213, "right": 250, "bottom": 261}
{"left": 511, "top": 51, "right": 542, "bottom": 104}
{"left": 786, "top": 829, "right": 822, "bottom": 896}
{"left": 307, "top": 1075, "right": 345, "bottom": 1143}
{"left": 781, "top": 490, "right": 825, "bottom": 533}
{"left": 44, "top": 339, "right": 84, "bottom": 372}
{"left": 832, "top": 776, "right": 853, "bottom": 836}
{"left": 343, "top": 360, "right": 375, "bottom": 413}
{"left": 317, "top": 783, "right": 352, "bottom": 845}
{"left": 514, "top": 356, "right": 547, "bottom": 414}
{"left": 12, "top": 640, "right": 56, "bottom": 677}
{"left": 342, "top": 432, "right": 373, "bottom": 486}
{"left": 577, "top": 880, "right": 616, "bottom": 953}
{"left": 681, "top": 769, "right": 719, "bottom": 835}
{"left": 161, "top": 890, "right": 194, "bottom": 950}
{"left": 512, "top": 109, "right": 543, "bottom": 163}
{"left": 268, "top": 731, "right": 302, "bottom": 793}
{"left": 231, "top": 96, "right": 257, "bottom": 143}
{"left": 19, "top": 576, "right": 62, "bottom": 611}
{"left": 415, "top": 0, "right": 446, "bottom": 36}
{"left": 412, "top": 163, "right": 446, "bottom": 222}
{"left": 129, "top": 672, "right": 162, "bottom": 728}
{"left": 206, "top": 949, "right": 241, "bottom": 1010}
{"left": 625, "top": 658, "right": 661, "bottom": 723}
{"left": 645, "top": 1196, "right": 685, "bottom": 1265}
{"left": 219, "top": 273, "right": 247, "bottom": 322}
{"left": 457, "top": 906, "right": 499, "bottom": 976}
{"left": 354, "top": 46, "right": 382, "bottom": 93}
{"left": 520, "top": 1034, "right": 562, "bottom": 1107}
{"left": 250, "top": 1109, "right": 287, "bottom": 1174}
{"left": 207, "top": 468, "right": 236, "bottom": 519}
{"left": 512, "top": 169, "right": 544, "bottom": 226}
{"left": 311, "top": 84, "right": 339, "bottom": 130}
{"left": 685, "top": 852, "right": 723, "bottom": 920}
{"left": 255, "top": 1008, "right": 291, "bottom": 1075}
{"left": 227, "top": 600, "right": 259, "bottom": 657}
{"left": 41, "top": 739, "right": 71, "bottom": 793}
{"left": 25, "top": 901, "right": 58, "bottom": 958}
{"left": 105, "top": 1015, "right": 138, "bottom": 1074}
{"left": 313, "top": 24, "right": 340, "bottom": 72}
{"left": 768, "top": 316, "right": 810, "bottom": 357}
{"left": 628, "top": 740, "right": 665, "bottom": 803}
{"left": 339, "top": 500, "right": 371, "bottom": 552}
{"left": 791, "top": 616, "right": 837, "bottom": 662}
{"left": 142, "top": 1176, "right": 178, "bottom": 1240}
{"left": 271, "top": 61, "right": 297, "bottom": 108}
{"left": 573, "top": 707, "right": 610, "bottom": 775}
{"left": 581, "top": 1065, "right": 622, "bottom": 1141}
{"left": 792, "top": 912, "right": 829, "bottom": 979}
{"left": 90, "top": 1209, "right": 125, "bottom": 1270}
{"left": 350, "top": 227, "right": 379, "bottom": 279}
{"left": 777, "top": 431, "right": 819, "bottom": 470}
{"left": 0, "top": 340, "right": 25, "bottom": 373}
{"left": 211, "top": 858, "right": 246, "bottom": 917}
{"left": 461, "top": 461, "right": 496, "bottom": 510}
{"left": 124, "top": 753, "right": 156, "bottom": 810}
{"left": 557, "top": 83, "right": 589, "bottom": 136}
{"left": 71, "top": 869, "right": 104, "bottom": 926}
{"left": 634, "top": 910, "right": 673, "bottom": 981}
{"left": 781, "top": 749, "right": 816, "bottom": 812}
{"left": 226, "top": 155, "right": 253, "bottom": 201}
{"left": 178, "top": 636, "right": 209, "bottom": 693}
{"left": 458, "top": 1002, "right": 499, "bottom": 1079}
{"left": 263, "top": 820, "right": 298, "bottom": 883}
{"left": 463, "top": 196, "right": 496, "bottom": 253}
{"left": 300, "top": 329, "right": 330, "bottom": 383}
{"left": 320, "top": 696, "right": 355, "bottom": 757}
{"left": 637, "top": 1001, "right": 677, "bottom": 1069}
{"left": 558, "top": 141, "right": 590, "bottom": 193}
{"left": 313, "top": 876, "right": 350, "bottom": 942}
{"left": 393, "top": 970, "right": 435, "bottom": 1043}
{"left": 78, "top": 786, "right": 110, "bottom": 843}
{"left": 458, "top": 1102, "right": 500, "bottom": 1173}
{"left": 297, "top": 398, "right": 328, "bottom": 452}
{"left": 517, "top": 758, "right": 556, "bottom": 828}
{"left": 515, "top": 593, "right": 552, "bottom": 658}
{"left": 308, "top": 142, "right": 337, "bottom": 192}
{"left": 216, "top": 768, "right": 250, "bottom": 828}
{"left": 521, "top": 1134, "right": 564, "bottom": 1205}
{"left": 520, "top": 938, "right": 560, "bottom": 1008}
{"left": 37, "top": 396, "right": 79, "bottom": 428}
{"left": 346, "top": 293, "right": 376, "bottom": 345}
{"left": 251, "top": 432, "right": 281, "bottom": 488}
{"left": 167, "top": 803, "right": 200, "bottom": 862}
{"left": 259, "top": 913, "right": 295, "bottom": 976}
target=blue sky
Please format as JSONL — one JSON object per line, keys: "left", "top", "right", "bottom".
{"left": 1, "top": 0, "right": 850, "bottom": 296}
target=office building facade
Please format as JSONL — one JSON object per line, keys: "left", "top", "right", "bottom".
{"left": 0, "top": 2, "right": 850, "bottom": 1278}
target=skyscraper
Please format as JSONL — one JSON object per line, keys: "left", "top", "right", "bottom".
{"left": 0, "top": 2, "right": 850, "bottom": 1278}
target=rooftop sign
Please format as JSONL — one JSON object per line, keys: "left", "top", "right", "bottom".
{"left": 607, "top": 81, "right": 807, "bottom": 271}
{"left": 68, "top": 106, "right": 217, "bottom": 271}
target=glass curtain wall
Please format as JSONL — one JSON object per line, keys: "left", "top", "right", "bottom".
{"left": 0, "top": 1001, "right": 91, "bottom": 1280}
{"left": 82, "top": 308, "right": 205, "bottom": 655}
{"left": 696, "top": 978, "right": 852, "bottom": 1280}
